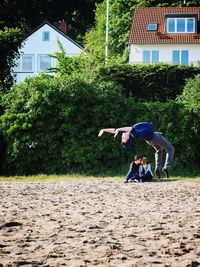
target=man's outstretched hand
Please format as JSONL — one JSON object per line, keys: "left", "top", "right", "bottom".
{"left": 98, "top": 129, "right": 104, "bottom": 137}
{"left": 114, "top": 128, "right": 120, "bottom": 138}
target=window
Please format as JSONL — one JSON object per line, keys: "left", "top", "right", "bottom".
{"left": 14, "top": 55, "right": 34, "bottom": 72}
{"left": 42, "top": 31, "right": 50, "bottom": 41}
{"left": 187, "top": 18, "right": 195, "bottom": 32}
{"left": 38, "top": 55, "right": 52, "bottom": 72}
{"left": 172, "top": 50, "right": 180, "bottom": 64}
{"left": 148, "top": 23, "right": 158, "bottom": 31}
{"left": 181, "top": 50, "right": 189, "bottom": 65}
{"left": 172, "top": 50, "right": 189, "bottom": 65}
{"left": 167, "top": 18, "right": 195, "bottom": 33}
{"left": 177, "top": 18, "right": 185, "bottom": 32}
{"left": 143, "top": 50, "right": 150, "bottom": 63}
{"left": 152, "top": 50, "right": 159, "bottom": 63}
{"left": 143, "top": 50, "right": 159, "bottom": 63}
{"left": 168, "top": 18, "right": 175, "bottom": 33}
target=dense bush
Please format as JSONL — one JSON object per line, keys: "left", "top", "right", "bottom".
{"left": 95, "top": 63, "right": 200, "bottom": 101}
{"left": 177, "top": 74, "right": 200, "bottom": 113}
{"left": 176, "top": 74, "right": 200, "bottom": 165}
{"left": 0, "top": 74, "right": 131, "bottom": 175}
{"left": 0, "top": 73, "right": 200, "bottom": 175}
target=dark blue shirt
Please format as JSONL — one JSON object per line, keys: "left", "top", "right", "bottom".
{"left": 131, "top": 122, "right": 154, "bottom": 141}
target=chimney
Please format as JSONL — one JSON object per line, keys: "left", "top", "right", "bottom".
{"left": 53, "top": 20, "right": 67, "bottom": 34}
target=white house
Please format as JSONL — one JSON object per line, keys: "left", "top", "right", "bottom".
{"left": 13, "top": 20, "right": 84, "bottom": 83}
{"left": 129, "top": 7, "right": 200, "bottom": 65}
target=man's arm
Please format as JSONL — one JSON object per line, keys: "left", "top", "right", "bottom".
{"left": 98, "top": 128, "right": 116, "bottom": 137}
{"left": 114, "top": 127, "right": 132, "bottom": 137}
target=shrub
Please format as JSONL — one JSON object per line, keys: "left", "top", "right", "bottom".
{"left": 177, "top": 74, "right": 200, "bottom": 113}
{"left": 95, "top": 63, "right": 200, "bottom": 101}
{"left": 176, "top": 74, "right": 200, "bottom": 166}
{"left": 0, "top": 74, "right": 130, "bottom": 175}
{"left": 1, "top": 73, "right": 200, "bottom": 175}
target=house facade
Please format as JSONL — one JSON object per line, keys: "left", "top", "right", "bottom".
{"left": 129, "top": 7, "right": 200, "bottom": 65}
{"left": 13, "top": 21, "right": 84, "bottom": 83}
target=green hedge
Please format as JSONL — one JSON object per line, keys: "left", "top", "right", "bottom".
{"left": 0, "top": 75, "right": 130, "bottom": 175}
{"left": 0, "top": 74, "right": 200, "bottom": 175}
{"left": 95, "top": 63, "right": 200, "bottom": 101}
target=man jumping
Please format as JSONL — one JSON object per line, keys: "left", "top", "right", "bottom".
{"left": 98, "top": 122, "right": 174, "bottom": 178}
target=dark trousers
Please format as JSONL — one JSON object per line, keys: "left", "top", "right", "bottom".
{"left": 125, "top": 170, "right": 138, "bottom": 181}
{"left": 134, "top": 171, "right": 153, "bottom": 182}
{"left": 141, "top": 171, "right": 153, "bottom": 182}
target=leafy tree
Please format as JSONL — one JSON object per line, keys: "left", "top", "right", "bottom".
{"left": 0, "top": 27, "right": 23, "bottom": 93}
{"left": 85, "top": 2, "right": 107, "bottom": 65}
{"left": 50, "top": 40, "right": 87, "bottom": 77}
{"left": 0, "top": 0, "right": 103, "bottom": 44}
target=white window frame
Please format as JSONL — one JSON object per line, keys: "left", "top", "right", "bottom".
{"left": 172, "top": 50, "right": 189, "bottom": 65}
{"left": 167, "top": 17, "right": 195, "bottom": 33}
{"left": 42, "top": 31, "right": 50, "bottom": 41}
{"left": 143, "top": 50, "right": 159, "bottom": 64}
{"left": 14, "top": 54, "right": 34, "bottom": 73}
{"left": 147, "top": 23, "right": 158, "bottom": 31}
{"left": 37, "top": 54, "right": 52, "bottom": 72}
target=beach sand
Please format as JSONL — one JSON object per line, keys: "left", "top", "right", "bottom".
{"left": 0, "top": 179, "right": 200, "bottom": 267}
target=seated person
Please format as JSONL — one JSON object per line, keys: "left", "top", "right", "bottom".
{"left": 135, "top": 157, "right": 153, "bottom": 182}
{"left": 124, "top": 155, "right": 142, "bottom": 183}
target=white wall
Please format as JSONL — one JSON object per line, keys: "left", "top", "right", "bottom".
{"left": 14, "top": 24, "right": 83, "bottom": 83}
{"left": 129, "top": 44, "right": 200, "bottom": 65}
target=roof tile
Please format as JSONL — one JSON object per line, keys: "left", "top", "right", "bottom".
{"left": 129, "top": 7, "right": 200, "bottom": 44}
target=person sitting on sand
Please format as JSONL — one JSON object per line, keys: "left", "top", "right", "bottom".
{"left": 135, "top": 157, "right": 153, "bottom": 182}
{"left": 124, "top": 155, "right": 142, "bottom": 183}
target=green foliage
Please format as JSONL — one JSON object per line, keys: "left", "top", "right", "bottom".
{"left": 1, "top": 73, "right": 200, "bottom": 174}
{"left": 0, "top": 27, "right": 23, "bottom": 93}
{"left": 50, "top": 40, "right": 100, "bottom": 81}
{"left": 176, "top": 74, "right": 200, "bottom": 165}
{"left": 84, "top": 1, "right": 107, "bottom": 65}
{"left": 177, "top": 74, "right": 200, "bottom": 113}
{"left": 1, "top": 66, "right": 200, "bottom": 175}
{"left": 0, "top": 74, "right": 129, "bottom": 175}
{"left": 108, "top": 0, "right": 136, "bottom": 57}
{"left": 95, "top": 63, "right": 200, "bottom": 101}
{"left": 0, "top": 0, "right": 103, "bottom": 45}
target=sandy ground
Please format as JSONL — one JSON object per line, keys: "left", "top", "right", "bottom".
{"left": 0, "top": 179, "right": 200, "bottom": 267}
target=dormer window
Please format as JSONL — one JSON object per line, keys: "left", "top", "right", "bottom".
{"left": 148, "top": 23, "right": 158, "bottom": 31}
{"left": 42, "top": 31, "right": 50, "bottom": 41}
{"left": 167, "top": 17, "right": 195, "bottom": 33}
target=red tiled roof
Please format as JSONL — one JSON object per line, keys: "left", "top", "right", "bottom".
{"left": 129, "top": 7, "right": 200, "bottom": 44}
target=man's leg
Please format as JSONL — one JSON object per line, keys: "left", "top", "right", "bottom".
{"left": 163, "top": 143, "right": 174, "bottom": 169}
{"left": 147, "top": 132, "right": 174, "bottom": 178}
{"left": 153, "top": 145, "right": 163, "bottom": 171}
{"left": 124, "top": 170, "right": 134, "bottom": 183}
{"left": 146, "top": 140, "right": 163, "bottom": 178}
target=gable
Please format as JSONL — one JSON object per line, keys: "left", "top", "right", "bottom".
{"left": 129, "top": 7, "right": 200, "bottom": 44}
{"left": 21, "top": 21, "right": 83, "bottom": 55}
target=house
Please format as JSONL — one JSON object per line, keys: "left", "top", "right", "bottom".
{"left": 13, "top": 20, "right": 84, "bottom": 83}
{"left": 129, "top": 7, "right": 200, "bottom": 65}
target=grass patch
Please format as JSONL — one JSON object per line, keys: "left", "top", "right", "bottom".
{"left": 0, "top": 174, "right": 200, "bottom": 183}
{"left": 0, "top": 174, "right": 97, "bottom": 182}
